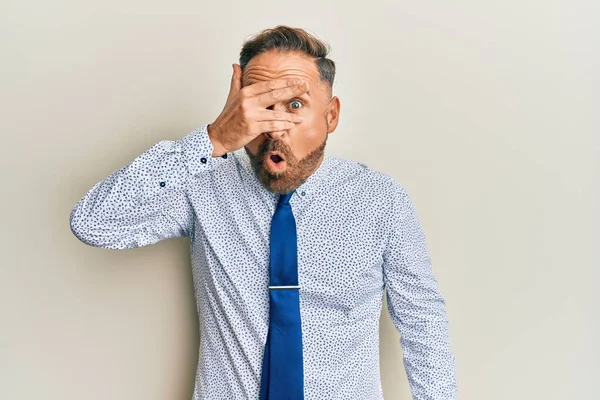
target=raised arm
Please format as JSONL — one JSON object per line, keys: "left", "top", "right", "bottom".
{"left": 382, "top": 183, "right": 458, "bottom": 399}
{"left": 70, "top": 64, "right": 309, "bottom": 250}
{"left": 69, "top": 124, "right": 217, "bottom": 249}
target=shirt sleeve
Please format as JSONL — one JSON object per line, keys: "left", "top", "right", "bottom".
{"left": 70, "top": 124, "right": 219, "bottom": 250}
{"left": 382, "top": 183, "right": 458, "bottom": 400}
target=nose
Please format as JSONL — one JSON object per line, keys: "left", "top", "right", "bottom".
{"left": 264, "top": 130, "right": 285, "bottom": 140}
{"left": 264, "top": 103, "right": 288, "bottom": 139}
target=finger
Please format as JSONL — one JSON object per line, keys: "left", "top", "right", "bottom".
{"left": 231, "top": 63, "right": 242, "bottom": 93}
{"left": 226, "top": 64, "right": 242, "bottom": 103}
{"left": 244, "top": 78, "right": 306, "bottom": 97}
{"left": 255, "top": 82, "right": 309, "bottom": 108}
{"left": 255, "top": 109, "right": 304, "bottom": 124}
{"left": 253, "top": 120, "right": 297, "bottom": 133}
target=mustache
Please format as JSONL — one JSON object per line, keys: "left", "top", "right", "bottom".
{"left": 260, "top": 139, "right": 291, "bottom": 156}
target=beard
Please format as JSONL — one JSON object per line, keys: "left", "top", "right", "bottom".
{"left": 245, "top": 133, "right": 328, "bottom": 194}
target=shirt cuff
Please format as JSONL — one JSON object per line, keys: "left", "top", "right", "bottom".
{"left": 180, "top": 124, "right": 228, "bottom": 176}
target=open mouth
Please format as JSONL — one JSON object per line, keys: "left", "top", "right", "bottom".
{"left": 268, "top": 152, "right": 286, "bottom": 164}
{"left": 266, "top": 151, "right": 287, "bottom": 170}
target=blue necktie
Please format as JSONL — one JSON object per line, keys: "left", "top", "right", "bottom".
{"left": 259, "top": 191, "right": 304, "bottom": 400}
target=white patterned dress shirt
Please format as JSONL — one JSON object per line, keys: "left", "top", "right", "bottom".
{"left": 70, "top": 124, "right": 458, "bottom": 399}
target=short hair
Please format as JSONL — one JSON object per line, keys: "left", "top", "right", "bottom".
{"left": 239, "top": 25, "right": 336, "bottom": 93}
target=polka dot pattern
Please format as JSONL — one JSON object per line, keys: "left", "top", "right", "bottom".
{"left": 70, "top": 124, "right": 458, "bottom": 399}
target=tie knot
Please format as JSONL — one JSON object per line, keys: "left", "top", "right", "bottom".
{"left": 278, "top": 191, "right": 294, "bottom": 205}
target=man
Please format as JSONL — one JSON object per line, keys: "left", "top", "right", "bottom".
{"left": 70, "top": 26, "right": 457, "bottom": 400}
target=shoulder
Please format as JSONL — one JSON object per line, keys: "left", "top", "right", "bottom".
{"left": 328, "top": 156, "right": 420, "bottom": 228}
{"left": 328, "top": 155, "right": 410, "bottom": 200}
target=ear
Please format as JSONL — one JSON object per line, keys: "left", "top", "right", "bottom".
{"left": 325, "top": 96, "right": 341, "bottom": 133}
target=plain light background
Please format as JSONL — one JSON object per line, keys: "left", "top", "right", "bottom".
{"left": 1, "top": 1, "right": 598, "bottom": 399}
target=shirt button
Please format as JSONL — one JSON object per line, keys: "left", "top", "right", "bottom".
{"left": 159, "top": 181, "right": 166, "bottom": 187}
{"left": 222, "top": 154, "right": 228, "bottom": 159}
{"left": 200, "top": 157, "right": 207, "bottom": 164}
{"left": 301, "top": 191, "right": 306, "bottom": 196}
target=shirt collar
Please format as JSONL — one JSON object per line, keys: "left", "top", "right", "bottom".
{"left": 234, "top": 148, "right": 333, "bottom": 202}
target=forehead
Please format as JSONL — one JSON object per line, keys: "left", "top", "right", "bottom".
{"left": 242, "top": 50, "right": 321, "bottom": 86}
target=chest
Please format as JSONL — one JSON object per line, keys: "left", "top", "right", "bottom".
{"left": 191, "top": 183, "right": 389, "bottom": 308}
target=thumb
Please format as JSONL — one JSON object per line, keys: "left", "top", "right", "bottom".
{"left": 228, "top": 63, "right": 242, "bottom": 96}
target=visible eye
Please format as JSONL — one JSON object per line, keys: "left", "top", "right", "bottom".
{"left": 289, "top": 100, "right": 303, "bottom": 110}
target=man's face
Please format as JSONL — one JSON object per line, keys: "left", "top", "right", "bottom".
{"left": 243, "top": 50, "right": 340, "bottom": 194}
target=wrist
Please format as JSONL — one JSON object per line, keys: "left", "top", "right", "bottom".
{"left": 207, "top": 123, "right": 227, "bottom": 157}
